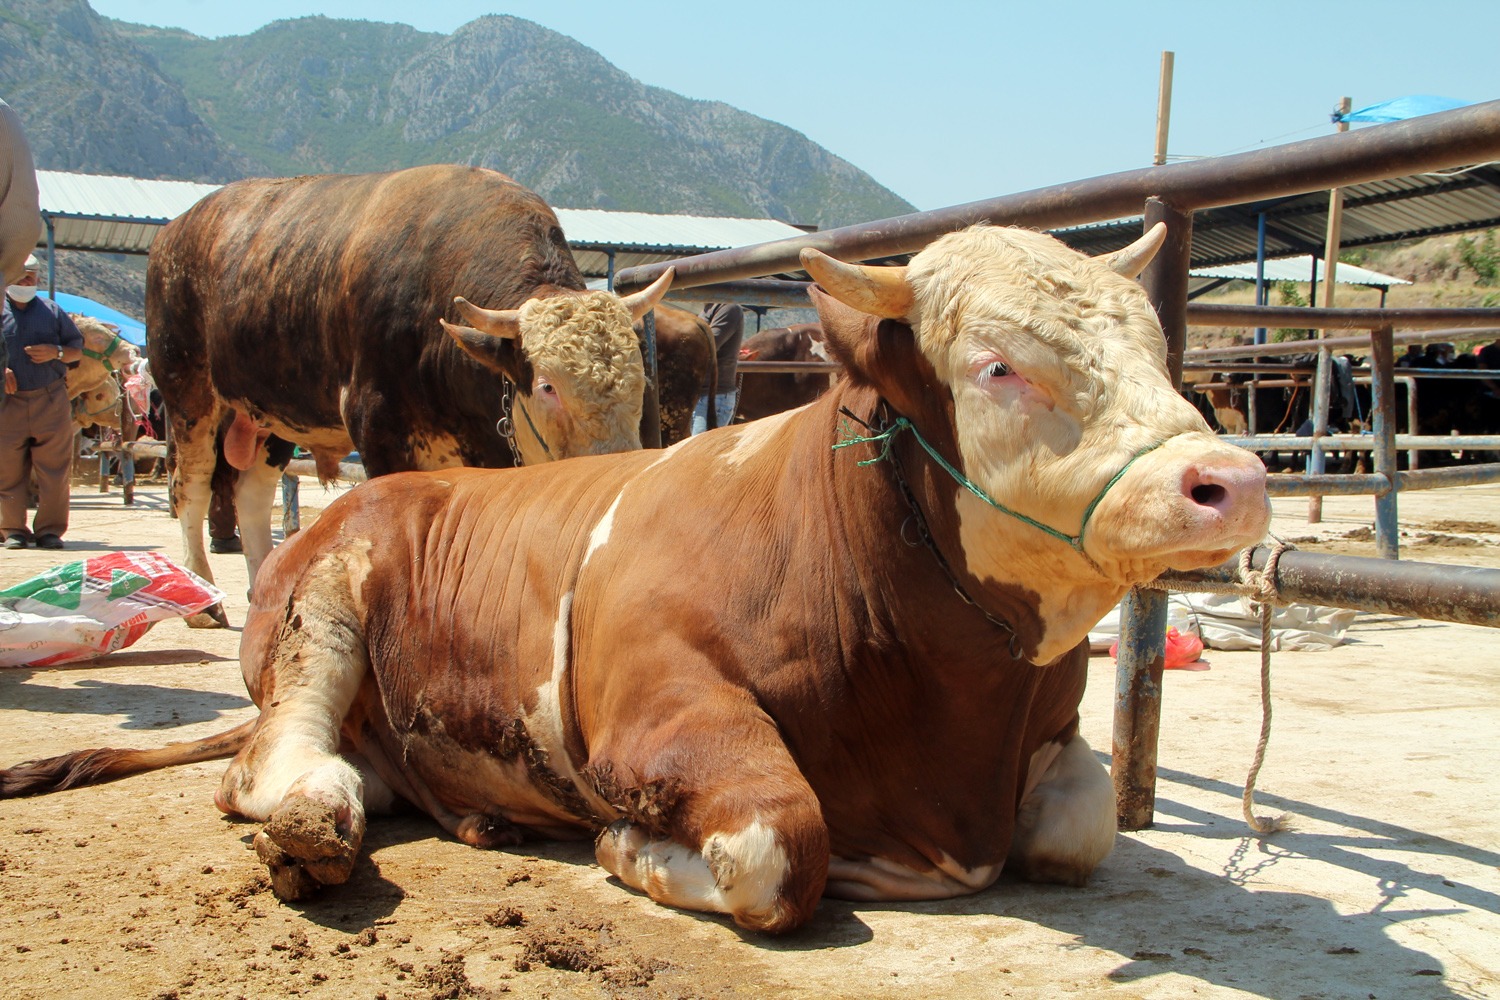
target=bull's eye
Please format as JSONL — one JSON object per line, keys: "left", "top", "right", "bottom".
{"left": 538, "top": 382, "right": 556, "bottom": 396}
{"left": 985, "top": 361, "right": 1012, "bottom": 379}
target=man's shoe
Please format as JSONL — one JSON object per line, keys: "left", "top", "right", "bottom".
{"left": 4, "top": 535, "right": 27, "bottom": 550}
{"left": 35, "top": 535, "right": 64, "bottom": 550}
{"left": 210, "top": 536, "right": 242, "bottom": 554}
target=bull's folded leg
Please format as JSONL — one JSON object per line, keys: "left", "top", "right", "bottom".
{"left": 1007, "top": 734, "right": 1116, "bottom": 887}
{"left": 589, "top": 727, "right": 829, "bottom": 933}
{"left": 215, "top": 555, "right": 371, "bottom": 900}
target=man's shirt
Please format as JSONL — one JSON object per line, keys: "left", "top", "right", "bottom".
{"left": 2, "top": 295, "right": 83, "bottom": 392}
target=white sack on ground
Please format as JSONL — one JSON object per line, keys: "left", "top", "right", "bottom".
{"left": 0, "top": 551, "right": 225, "bottom": 667}
{"left": 1089, "top": 592, "right": 1357, "bottom": 652}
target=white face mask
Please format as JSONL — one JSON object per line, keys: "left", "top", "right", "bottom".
{"left": 6, "top": 284, "right": 37, "bottom": 304}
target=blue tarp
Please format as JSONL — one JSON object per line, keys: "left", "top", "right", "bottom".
{"left": 38, "top": 291, "right": 146, "bottom": 347}
{"left": 1337, "top": 95, "right": 1471, "bottom": 125}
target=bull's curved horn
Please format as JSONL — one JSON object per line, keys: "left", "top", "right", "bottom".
{"left": 1101, "top": 222, "right": 1167, "bottom": 279}
{"left": 619, "top": 268, "right": 675, "bottom": 321}
{"left": 799, "top": 249, "right": 913, "bottom": 320}
{"left": 453, "top": 297, "right": 522, "bottom": 340}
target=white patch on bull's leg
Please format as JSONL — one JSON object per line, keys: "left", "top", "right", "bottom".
{"left": 234, "top": 453, "right": 286, "bottom": 591}
{"left": 595, "top": 819, "right": 794, "bottom": 931}
{"left": 216, "top": 549, "right": 372, "bottom": 898}
{"left": 169, "top": 417, "right": 222, "bottom": 622}
{"left": 825, "top": 851, "right": 1002, "bottom": 901}
{"left": 1008, "top": 735, "right": 1115, "bottom": 887}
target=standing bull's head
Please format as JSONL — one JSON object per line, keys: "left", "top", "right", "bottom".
{"left": 803, "top": 225, "right": 1270, "bottom": 662}
{"left": 439, "top": 270, "right": 674, "bottom": 463}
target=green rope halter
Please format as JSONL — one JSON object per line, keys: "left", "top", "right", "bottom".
{"left": 834, "top": 410, "right": 1161, "bottom": 558}
{"left": 81, "top": 331, "right": 126, "bottom": 373}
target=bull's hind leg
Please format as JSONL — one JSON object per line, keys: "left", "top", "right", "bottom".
{"left": 232, "top": 438, "right": 291, "bottom": 590}
{"left": 168, "top": 407, "right": 227, "bottom": 626}
{"left": 589, "top": 716, "right": 829, "bottom": 933}
{"left": 1007, "top": 734, "right": 1116, "bottom": 886}
{"left": 216, "top": 550, "right": 373, "bottom": 900}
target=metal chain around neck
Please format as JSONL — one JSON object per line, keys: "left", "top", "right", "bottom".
{"left": 839, "top": 404, "right": 1025, "bottom": 660}
{"left": 495, "top": 377, "right": 553, "bottom": 468}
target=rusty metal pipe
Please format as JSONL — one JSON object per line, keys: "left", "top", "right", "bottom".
{"left": 1187, "top": 304, "right": 1500, "bottom": 332}
{"left": 1158, "top": 547, "right": 1500, "bottom": 628}
{"left": 616, "top": 101, "right": 1500, "bottom": 292}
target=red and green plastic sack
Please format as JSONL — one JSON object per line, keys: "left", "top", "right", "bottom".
{"left": 0, "top": 552, "right": 224, "bottom": 667}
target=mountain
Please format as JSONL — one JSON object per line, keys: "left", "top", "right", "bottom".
{"left": 1, "top": 2, "right": 914, "bottom": 316}
{"left": 4, "top": 1, "right": 912, "bottom": 226}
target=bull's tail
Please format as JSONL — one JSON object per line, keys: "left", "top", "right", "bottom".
{"left": 0, "top": 718, "right": 256, "bottom": 798}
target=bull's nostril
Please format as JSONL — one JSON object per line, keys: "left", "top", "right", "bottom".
{"left": 1191, "top": 483, "right": 1228, "bottom": 507}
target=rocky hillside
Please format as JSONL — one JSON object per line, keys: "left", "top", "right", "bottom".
{"left": 4, "top": 1, "right": 912, "bottom": 228}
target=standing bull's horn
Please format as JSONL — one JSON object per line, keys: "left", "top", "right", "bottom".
{"left": 799, "top": 249, "right": 913, "bottom": 320}
{"left": 453, "top": 297, "right": 522, "bottom": 341}
{"left": 619, "top": 268, "right": 675, "bottom": 322}
{"left": 1101, "top": 223, "right": 1168, "bottom": 279}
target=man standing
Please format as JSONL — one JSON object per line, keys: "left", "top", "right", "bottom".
{"left": 2, "top": 254, "right": 83, "bottom": 549}
{"left": 691, "top": 302, "right": 744, "bottom": 434}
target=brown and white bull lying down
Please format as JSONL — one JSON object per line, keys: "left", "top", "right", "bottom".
{"left": 146, "top": 164, "right": 671, "bottom": 608}
{"left": 2, "top": 225, "right": 1270, "bottom": 933}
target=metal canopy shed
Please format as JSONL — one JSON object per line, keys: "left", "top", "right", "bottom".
{"left": 1052, "top": 163, "right": 1500, "bottom": 265}
{"left": 32, "top": 170, "right": 809, "bottom": 279}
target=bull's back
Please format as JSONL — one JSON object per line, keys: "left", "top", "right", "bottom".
{"left": 147, "top": 165, "right": 584, "bottom": 448}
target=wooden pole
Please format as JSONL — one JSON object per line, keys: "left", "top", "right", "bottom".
{"left": 1153, "top": 52, "right": 1175, "bottom": 167}
{"left": 1309, "top": 96, "right": 1352, "bottom": 523}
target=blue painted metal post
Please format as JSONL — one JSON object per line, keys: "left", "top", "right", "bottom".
{"left": 1370, "top": 325, "right": 1400, "bottom": 558}
{"left": 1113, "top": 198, "right": 1189, "bottom": 830}
{"left": 1254, "top": 212, "right": 1268, "bottom": 345}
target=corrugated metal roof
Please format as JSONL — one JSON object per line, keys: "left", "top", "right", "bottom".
{"left": 1052, "top": 163, "right": 1500, "bottom": 267}
{"left": 33, "top": 171, "right": 809, "bottom": 275}
{"left": 1189, "top": 255, "right": 1410, "bottom": 287}
{"left": 36, "top": 171, "right": 223, "bottom": 254}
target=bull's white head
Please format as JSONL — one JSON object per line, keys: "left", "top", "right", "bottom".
{"left": 439, "top": 270, "right": 674, "bottom": 464}
{"left": 804, "top": 225, "right": 1269, "bottom": 662}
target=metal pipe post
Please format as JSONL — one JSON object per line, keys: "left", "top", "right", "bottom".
{"left": 1114, "top": 199, "right": 1191, "bottom": 831}
{"left": 1307, "top": 346, "right": 1331, "bottom": 522}
{"left": 640, "top": 311, "right": 661, "bottom": 449}
{"left": 1113, "top": 587, "right": 1169, "bottom": 830}
{"left": 1369, "top": 325, "right": 1399, "bottom": 558}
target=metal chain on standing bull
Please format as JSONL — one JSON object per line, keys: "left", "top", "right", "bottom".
{"left": 495, "top": 376, "right": 553, "bottom": 467}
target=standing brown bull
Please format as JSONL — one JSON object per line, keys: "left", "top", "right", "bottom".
{"left": 146, "top": 165, "right": 671, "bottom": 622}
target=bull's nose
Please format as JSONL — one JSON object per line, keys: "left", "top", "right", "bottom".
{"left": 1181, "top": 460, "right": 1268, "bottom": 517}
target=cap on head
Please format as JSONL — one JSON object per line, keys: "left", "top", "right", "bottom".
{"left": 22, "top": 253, "right": 39, "bottom": 273}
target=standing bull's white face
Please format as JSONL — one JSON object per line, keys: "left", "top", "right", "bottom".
{"left": 806, "top": 225, "right": 1270, "bottom": 662}
{"left": 440, "top": 271, "right": 674, "bottom": 463}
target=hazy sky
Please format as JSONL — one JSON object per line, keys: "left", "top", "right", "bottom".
{"left": 89, "top": 0, "right": 1498, "bottom": 212}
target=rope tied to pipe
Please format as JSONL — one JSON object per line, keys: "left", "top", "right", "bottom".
{"left": 1145, "top": 539, "right": 1296, "bottom": 835}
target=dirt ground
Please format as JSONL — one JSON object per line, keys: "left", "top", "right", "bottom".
{"left": 1, "top": 474, "right": 1497, "bottom": 1000}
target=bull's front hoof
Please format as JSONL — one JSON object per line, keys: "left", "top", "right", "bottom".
{"left": 254, "top": 798, "right": 359, "bottom": 900}
{"left": 185, "top": 603, "right": 230, "bottom": 629}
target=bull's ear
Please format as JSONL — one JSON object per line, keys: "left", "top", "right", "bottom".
{"left": 441, "top": 319, "right": 521, "bottom": 377}
{"left": 809, "top": 285, "right": 931, "bottom": 416}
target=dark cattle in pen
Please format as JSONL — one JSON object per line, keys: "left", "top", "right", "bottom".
{"left": 145, "top": 164, "right": 671, "bottom": 621}
{"left": 639, "top": 303, "right": 716, "bottom": 445}
{"left": 4, "top": 225, "right": 1270, "bottom": 933}
{"left": 735, "top": 322, "right": 837, "bottom": 422}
